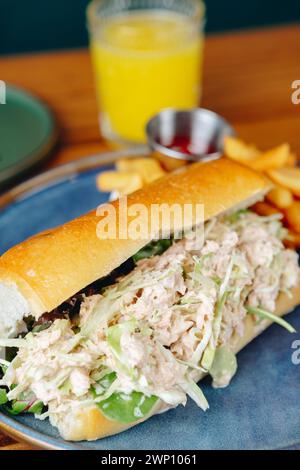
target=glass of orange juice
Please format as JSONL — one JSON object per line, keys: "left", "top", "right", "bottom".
{"left": 87, "top": 0, "right": 205, "bottom": 144}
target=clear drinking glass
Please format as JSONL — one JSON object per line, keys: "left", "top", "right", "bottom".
{"left": 87, "top": 0, "right": 205, "bottom": 144}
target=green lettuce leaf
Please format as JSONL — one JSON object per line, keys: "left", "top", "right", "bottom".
{"left": 98, "top": 391, "right": 158, "bottom": 424}
{"left": 0, "top": 388, "right": 8, "bottom": 406}
{"left": 93, "top": 372, "right": 158, "bottom": 424}
{"left": 133, "top": 239, "right": 172, "bottom": 263}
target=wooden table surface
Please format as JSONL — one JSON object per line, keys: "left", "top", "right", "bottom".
{"left": 0, "top": 24, "right": 299, "bottom": 450}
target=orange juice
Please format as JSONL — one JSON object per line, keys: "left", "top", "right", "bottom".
{"left": 89, "top": 9, "right": 204, "bottom": 143}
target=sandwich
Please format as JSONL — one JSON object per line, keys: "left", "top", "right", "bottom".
{"left": 0, "top": 158, "right": 299, "bottom": 442}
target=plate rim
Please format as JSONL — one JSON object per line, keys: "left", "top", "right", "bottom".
{"left": 0, "top": 145, "right": 150, "bottom": 210}
{"left": 0, "top": 84, "right": 59, "bottom": 187}
{"left": 0, "top": 146, "right": 151, "bottom": 449}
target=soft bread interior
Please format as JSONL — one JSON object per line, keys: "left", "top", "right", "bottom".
{"left": 52, "top": 284, "right": 300, "bottom": 442}
{"left": 0, "top": 158, "right": 270, "bottom": 318}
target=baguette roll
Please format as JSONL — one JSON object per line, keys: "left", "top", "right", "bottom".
{"left": 2, "top": 157, "right": 299, "bottom": 444}
{"left": 0, "top": 158, "right": 270, "bottom": 323}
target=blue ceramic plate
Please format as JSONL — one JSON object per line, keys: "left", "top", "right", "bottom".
{"left": 0, "top": 152, "right": 299, "bottom": 450}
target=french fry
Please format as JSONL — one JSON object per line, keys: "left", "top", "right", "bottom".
{"left": 251, "top": 201, "right": 280, "bottom": 217}
{"left": 286, "top": 152, "right": 298, "bottom": 167}
{"left": 267, "top": 167, "right": 300, "bottom": 197}
{"left": 116, "top": 159, "right": 137, "bottom": 172}
{"left": 224, "top": 136, "right": 260, "bottom": 162}
{"left": 246, "top": 143, "right": 290, "bottom": 171}
{"left": 121, "top": 176, "right": 144, "bottom": 195}
{"left": 116, "top": 158, "right": 165, "bottom": 184}
{"left": 266, "top": 185, "right": 293, "bottom": 209}
{"left": 284, "top": 201, "right": 300, "bottom": 234}
{"left": 97, "top": 171, "right": 143, "bottom": 194}
{"left": 284, "top": 230, "right": 300, "bottom": 249}
{"left": 224, "top": 136, "right": 299, "bottom": 238}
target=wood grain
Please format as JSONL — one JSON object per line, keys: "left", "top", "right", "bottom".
{"left": 0, "top": 24, "right": 299, "bottom": 450}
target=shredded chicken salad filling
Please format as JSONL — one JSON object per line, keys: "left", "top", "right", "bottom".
{"left": 0, "top": 211, "right": 299, "bottom": 425}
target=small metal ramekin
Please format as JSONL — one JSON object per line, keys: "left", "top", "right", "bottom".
{"left": 146, "top": 108, "right": 235, "bottom": 163}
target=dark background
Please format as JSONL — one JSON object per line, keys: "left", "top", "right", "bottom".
{"left": 0, "top": 0, "right": 300, "bottom": 55}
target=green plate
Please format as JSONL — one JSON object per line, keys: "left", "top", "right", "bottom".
{"left": 0, "top": 85, "right": 57, "bottom": 189}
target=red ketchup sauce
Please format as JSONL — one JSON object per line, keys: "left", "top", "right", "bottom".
{"left": 160, "top": 135, "right": 217, "bottom": 156}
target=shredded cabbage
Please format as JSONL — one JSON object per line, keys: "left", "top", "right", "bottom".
{"left": 107, "top": 320, "right": 138, "bottom": 378}
{"left": 180, "top": 380, "right": 209, "bottom": 411}
{"left": 201, "top": 292, "right": 228, "bottom": 371}
{"left": 0, "top": 338, "right": 27, "bottom": 348}
{"left": 209, "top": 346, "right": 237, "bottom": 388}
{"left": 246, "top": 306, "right": 296, "bottom": 333}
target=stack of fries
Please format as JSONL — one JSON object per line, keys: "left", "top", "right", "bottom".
{"left": 97, "top": 138, "right": 300, "bottom": 248}
{"left": 224, "top": 137, "right": 300, "bottom": 248}
{"left": 97, "top": 158, "right": 166, "bottom": 196}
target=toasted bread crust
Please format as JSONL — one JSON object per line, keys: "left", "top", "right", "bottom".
{"left": 0, "top": 158, "right": 269, "bottom": 317}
